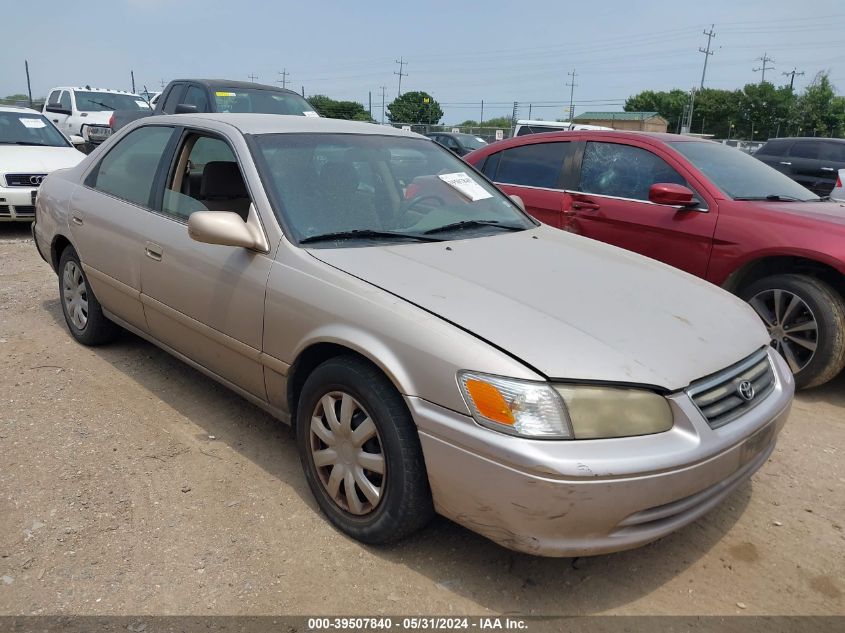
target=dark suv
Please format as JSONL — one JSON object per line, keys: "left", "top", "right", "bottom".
{"left": 755, "top": 137, "right": 845, "bottom": 197}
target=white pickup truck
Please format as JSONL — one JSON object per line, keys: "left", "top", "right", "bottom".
{"left": 43, "top": 86, "right": 151, "bottom": 151}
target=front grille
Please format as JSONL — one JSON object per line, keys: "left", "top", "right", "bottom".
{"left": 687, "top": 348, "right": 775, "bottom": 428}
{"left": 13, "top": 205, "right": 35, "bottom": 216}
{"left": 0, "top": 204, "right": 10, "bottom": 218}
{"left": 4, "top": 174, "right": 46, "bottom": 187}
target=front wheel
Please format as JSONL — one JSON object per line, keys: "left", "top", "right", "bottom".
{"left": 741, "top": 274, "right": 845, "bottom": 389}
{"left": 295, "top": 356, "right": 434, "bottom": 544}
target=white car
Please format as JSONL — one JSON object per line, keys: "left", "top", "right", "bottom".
{"left": 0, "top": 106, "right": 86, "bottom": 222}
{"left": 43, "top": 86, "right": 152, "bottom": 148}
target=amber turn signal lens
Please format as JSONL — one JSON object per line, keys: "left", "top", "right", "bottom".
{"left": 464, "top": 378, "right": 515, "bottom": 425}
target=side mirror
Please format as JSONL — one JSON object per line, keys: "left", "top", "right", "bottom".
{"left": 46, "top": 103, "right": 70, "bottom": 115}
{"left": 509, "top": 194, "right": 526, "bottom": 212}
{"left": 69, "top": 135, "right": 86, "bottom": 146}
{"left": 648, "top": 183, "right": 696, "bottom": 207}
{"left": 174, "top": 103, "right": 199, "bottom": 114}
{"left": 188, "top": 211, "right": 263, "bottom": 250}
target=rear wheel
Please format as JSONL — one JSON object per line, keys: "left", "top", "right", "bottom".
{"left": 58, "top": 246, "right": 120, "bottom": 346}
{"left": 741, "top": 274, "right": 845, "bottom": 389}
{"left": 295, "top": 356, "right": 434, "bottom": 544}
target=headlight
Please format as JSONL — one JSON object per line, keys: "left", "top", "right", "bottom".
{"left": 458, "top": 371, "right": 673, "bottom": 439}
{"left": 553, "top": 385, "right": 673, "bottom": 439}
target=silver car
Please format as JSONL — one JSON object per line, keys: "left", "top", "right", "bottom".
{"left": 32, "top": 114, "right": 794, "bottom": 556}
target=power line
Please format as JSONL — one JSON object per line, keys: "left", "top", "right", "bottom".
{"left": 782, "top": 67, "right": 805, "bottom": 91}
{"left": 753, "top": 53, "right": 775, "bottom": 84}
{"left": 394, "top": 57, "right": 407, "bottom": 96}
{"left": 248, "top": 73, "right": 259, "bottom": 82}
{"left": 277, "top": 69, "right": 289, "bottom": 89}
{"left": 566, "top": 69, "right": 577, "bottom": 121}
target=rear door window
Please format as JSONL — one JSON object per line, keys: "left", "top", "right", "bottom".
{"left": 494, "top": 142, "right": 573, "bottom": 189}
{"left": 789, "top": 141, "right": 821, "bottom": 159}
{"left": 756, "top": 139, "right": 792, "bottom": 157}
{"left": 59, "top": 91, "right": 72, "bottom": 111}
{"left": 47, "top": 90, "right": 60, "bottom": 106}
{"left": 578, "top": 141, "right": 688, "bottom": 201}
{"left": 88, "top": 126, "right": 174, "bottom": 207}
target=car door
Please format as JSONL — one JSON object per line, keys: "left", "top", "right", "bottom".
{"left": 71, "top": 124, "right": 178, "bottom": 331}
{"left": 785, "top": 141, "right": 824, "bottom": 193}
{"left": 566, "top": 140, "right": 717, "bottom": 278}
{"left": 139, "top": 128, "right": 274, "bottom": 400}
{"left": 479, "top": 141, "right": 576, "bottom": 228}
{"left": 51, "top": 90, "right": 73, "bottom": 134}
{"left": 754, "top": 138, "right": 794, "bottom": 176}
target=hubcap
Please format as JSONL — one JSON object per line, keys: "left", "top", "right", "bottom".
{"left": 309, "top": 391, "right": 385, "bottom": 516}
{"left": 62, "top": 261, "right": 89, "bottom": 330}
{"left": 748, "top": 288, "right": 818, "bottom": 373}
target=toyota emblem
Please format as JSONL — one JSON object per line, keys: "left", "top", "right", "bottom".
{"left": 29, "top": 175, "right": 44, "bottom": 186}
{"left": 737, "top": 380, "right": 755, "bottom": 401}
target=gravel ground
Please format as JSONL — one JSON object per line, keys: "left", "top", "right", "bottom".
{"left": 0, "top": 223, "right": 843, "bottom": 617}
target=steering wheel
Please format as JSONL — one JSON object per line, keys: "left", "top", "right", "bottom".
{"left": 400, "top": 194, "right": 445, "bottom": 215}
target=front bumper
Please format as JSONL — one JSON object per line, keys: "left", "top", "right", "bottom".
{"left": 0, "top": 185, "right": 37, "bottom": 221}
{"left": 410, "top": 349, "right": 793, "bottom": 557}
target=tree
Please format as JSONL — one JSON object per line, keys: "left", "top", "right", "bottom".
{"left": 387, "top": 91, "right": 443, "bottom": 125}
{"left": 796, "top": 73, "right": 845, "bottom": 137}
{"left": 3, "top": 93, "right": 29, "bottom": 101}
{"left": 455, "top": 116, "right": 511, "bottom": 129}
{"left": 307, "top": 95, "right": 372, "bottom": 121}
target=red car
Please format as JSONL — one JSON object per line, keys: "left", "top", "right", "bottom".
{"left": 465, "top": 131, "right": 845, "bottom": 389}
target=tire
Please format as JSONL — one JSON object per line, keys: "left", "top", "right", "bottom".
{"left": 741, "top": 274, "right": 845, "bottom": 389}
{"left": 58, "top": 246, "right": 120, "bottom": 346}
{"left": 295, "top": 355, "right": 434, "bottom": 544}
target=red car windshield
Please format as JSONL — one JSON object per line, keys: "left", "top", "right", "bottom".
{"left": 669, "top": 141, "right": 820, "bottom": 201}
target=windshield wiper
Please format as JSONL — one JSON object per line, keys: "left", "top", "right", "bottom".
{"left": 423, "top": 219, "right": 526, "bottom": 235}
{"left": 84, "top": 99, "right": 114, "bottom": 110}
{"left": 734, "top": 194, "right": 815, "bottom": 202}
{"left": 300, "top": 229, "right": 442, "bottom": 244}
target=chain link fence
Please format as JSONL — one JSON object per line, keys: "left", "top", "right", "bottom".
{"left": 381, "top": 122, "right": 512, "bottom": 143}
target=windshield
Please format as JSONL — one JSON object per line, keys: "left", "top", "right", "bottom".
{"left": 669, "top": 141, "right": 819, "bottom": 201}
{"left": 75, "top": 91, "right": 151, "bottom": 112}
{"left": 253, "top": 133, "right": 535, "bottom": 246}
{"left": 0, "top": 112, "right": 69, "bottom": 147}
{"left": 456, "top": 134, "right": 487, "bottom": 150}
{"left": 213, "top": 89, "right": 316, "bottom": 115}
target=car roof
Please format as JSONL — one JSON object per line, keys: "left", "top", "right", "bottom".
{"left": 48, "top": 86, "right": 139, "bottom": 95}
{"left": 0, "top": 105, "right": 41, "bottom": 114}
{"left": 169, "top": 79, "right": 303, "bottom": 96}
{"left": 762, "top": 137, "right": 845, "bottom": 143}
{"left": 148, "top": 113, "right": 421, "bottom": 137}
{"left": 484, "top": 129, "right": 704, "bottom": 151}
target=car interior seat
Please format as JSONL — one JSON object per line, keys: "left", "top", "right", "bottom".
{"left": 199, "top": 161, "right": 251, "bottom": 220}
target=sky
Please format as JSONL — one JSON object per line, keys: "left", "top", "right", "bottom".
{"left": 2, "top": 0, "right": 844, "bottom": 124}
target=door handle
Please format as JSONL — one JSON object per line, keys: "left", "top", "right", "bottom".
{"left": 779, "top": 161, "right": 792, "bottom": 166}
{"left": 52, "top": 119, "right": 59, "bottom": 123}
{"left": 71, "top": 214, "right": 83, "bottom": 226}
{"left": 572, "top": 200, "right": 600, "bottom": 211}
{"left": 145, "top": 242, "right": 163, "bottom": 261}
{"left": 821, "top": 167, "right": 836, "bottom": 172}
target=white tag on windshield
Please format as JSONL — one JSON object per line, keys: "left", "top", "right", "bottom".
{"left": 303, "top": 111, "right": 320, "bottom": 118}
{"left": 438, "top": 172, "right": 493, "bottom": 202}
{"left": 20, "top": 118, "right": 46, "bottom": 129}
{"left": 135, "top": 100, "right": 150, "bottom": 108}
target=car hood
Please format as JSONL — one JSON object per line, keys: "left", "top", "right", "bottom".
{"left": 308, "top": 226, "right": 769, "bottom": 391}
{"left": 755, "top": 199, "right": 845, "bottom": 225}
{"left": 0, "top": 145, "right": 85, "bottom": 175}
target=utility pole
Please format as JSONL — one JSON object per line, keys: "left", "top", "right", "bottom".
{"left": 130, "top": 70, "right": 136, "bottom": 94}
{"left": 160, "top": 79, "right": 166, "bottom": 89}
{"left": 394, "top": 58, "right": 407, "bottom": 96}
{"left": 782, "top": 67, "right": 805, "bottom": 91}
{"left": 248, "top": 73, "right": 259, "bottom": 82}
{"left": 24, "top": 60, "right": 33, "bottom": 108}
{"left": 753, "top": 53, "right": 775, "bottom": 84}
{"left": 301, "top": 85, "right": 305, "bottom": 97}
{"left": 368, "top": 91, "right": 372, "bottom": 119}
{"left": 699, "top": 25, "right": 716, "bottom": 89}
{"left": 380, "top": 86, "right": 386, "bottom": 124}
{"left": 511, "top": 101, "right": 519, "bottom": 136}
{"left": 480, "top": 99, "right": 484, "bottom": 124}
{"left": 276, "top": 69, "right": 289, "bottom": 89}
{"left": 566, "top": 68, "right": 577, "bottom": 122}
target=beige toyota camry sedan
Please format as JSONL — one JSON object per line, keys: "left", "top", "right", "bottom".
{"left": 33, "top": 114, "right": 794, "bottom": 556}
